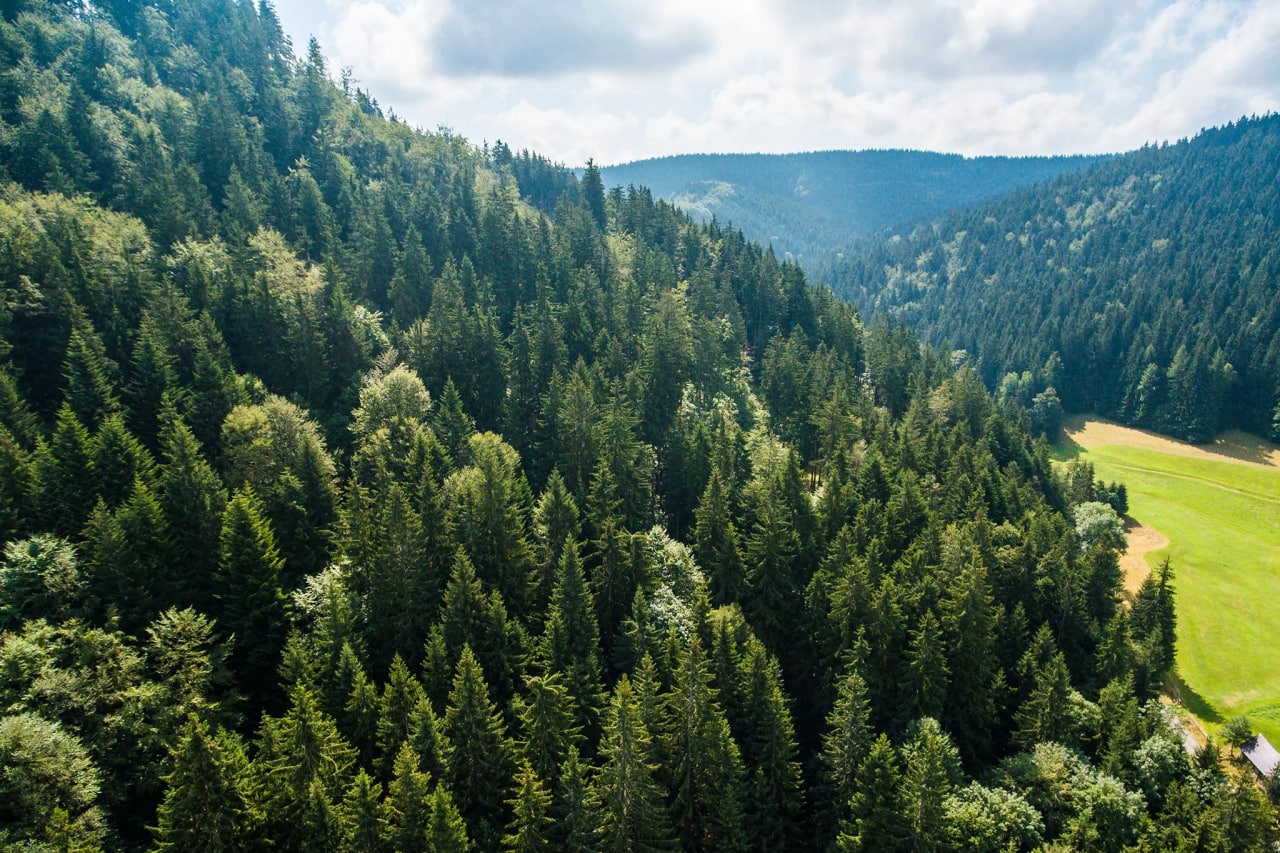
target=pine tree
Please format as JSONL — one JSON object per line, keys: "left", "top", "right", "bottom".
{"left": 382, "top": 742, "right": 433, "bottom": 852}
{"left": 591, "top": 676, "right": 673, "bottom": 852}
{"left": 216, "top": 487, "right": 291, "bottom": 709}
{"left": 90, "top": 412, "right": 156, "bottom": 508}
{"left": 503, "top": 760, "right": 554, "bottom": 852}
{"left": 442, "top": 645, "right": 515, "bottom": 849}
{"left": 153, "top": 715, "right": 255, "bottom": 851}
{"left": 532, "top": 470, "right": 580, "bottom": 614}
{"left": 738, "top": 637, "right": 803, "bottom": 850}
{"left": 819, "top": 662, "right": 873, "bottom": 847}
{"left": 906, "top": 609, "right": 949, "bottom": 721}
{"left": 376, "top": 655, "right": 428, "bottom": 780}
{"left": 448, "top": 432, "right": 537, "bottom": 618}
{"left": 897, "top": 718, "right": 961, "bottom": 853}
{"left": 661, "top": 638, "right": 747, "bottom": 851}
{"left": 62, "top": 325, "right": 121, "bottom": 427}
{"left": 744, "top": 481, "right": 800, "bottom": 657}
{"left": 554, "top": 744, "right": 595, "bottom": 851}
{"left": 837, "top": 733, "right": 903, "bottom": 853}
{"left": 693, "top": 467, "right": 747, "bottom": 606}
{"left": 1013, "top": 626, "right": 1077, "bottom": 750}
{"left": 539, "top": 543, "right": 605, "bottom": 736}
{"left": 257, "top": 684, "right": 357, "bottom": 850}
{"left": 426, "top": 782, "right": 472, "bottom": 852}
{"left": 157, "top": 407, "right": 227, "bottom": 612}
{"left": 514, "top": 672, "right": 581, "bottom": 786}
{"left": 0, "top": 427, "right": 31, "bottom": 544}
{"left": 35, "top": 405, "right": 97, "bottom": 537}
{"left": 338, "top": 769, "right": 386, "bottom": 853}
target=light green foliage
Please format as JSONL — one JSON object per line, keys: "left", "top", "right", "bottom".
{"left": 1061, "top": 434, "right": 1280, "bottom": 743}
{"left": 0, "top": 712, "right": 106, "bottom": 850}
{"left": 0, "top": 536, "right": 84, "bottom": 629}
{"left": 636, "top": 526, "right": 707, "bottom": 640}
{"left": 1072, "top": 500, "right": 1125, "bottom": 553}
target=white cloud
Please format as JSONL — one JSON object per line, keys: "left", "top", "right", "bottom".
{"left": 268, "top": 0, "right": 1280, "bottom": 165}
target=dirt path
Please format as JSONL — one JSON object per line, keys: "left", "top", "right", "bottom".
{"left": 1120, "top": 520, "right": 1170, "bottom": 597}
{"left": 1064, "top": 416, "right": 1280, "bottom": 470}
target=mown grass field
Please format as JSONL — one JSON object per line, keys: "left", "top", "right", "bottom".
{"left": 1055, "top": 418, "right": 1280, "bottom": 744}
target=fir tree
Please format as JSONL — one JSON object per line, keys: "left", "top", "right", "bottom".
{"left": 591, "top": 675, "right": 673, "bottom": 852}
{"left": 837, "top": 733, "right": 903, "bottom": 853}
{"left": 661, "top": 638, "right": 747, "bottom": 851}
{"left": 338, "top": 769, "right": 386, "bottom": 853}
{"left": 153, "top": 715, "right": 255, "bottom": 851}
{"left": 538, "top": 543, "right": 605, "bottom": 737}
{"left": 442, "top": 645, "right": 515, "bottom": 849}
{"left": 216, "top": 487, "right": 291, "bottom": 709}
{"left": 503, "top": 760, "right": 554, "bottom": 852}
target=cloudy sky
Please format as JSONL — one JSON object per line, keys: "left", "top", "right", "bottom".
{"left": 271, "top": 0, "right": 1280, "bottom": 167}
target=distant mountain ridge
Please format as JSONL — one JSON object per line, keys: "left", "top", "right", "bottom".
{"left": 601, "top": 150, "right": 1107, "bottom": 263}
{"left": 826, "top": 114, "right": 1280, "bottom": 443}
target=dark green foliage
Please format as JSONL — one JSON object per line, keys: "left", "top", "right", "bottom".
{"left": 538, "top": 543, "right": 605, "bottom": 736}
{"left": 833, "top": 116, "right": 1280, "bottom": 440}
{"left": 152, "top": 714, "right": 254, "bottom": 851}
{"left": 592, "top": 675, "right": 674, "bottom": 852}
{"left": 216, "top": 487, "right": 290, "bottom": 708}
{"left": 0, "top": 3, "right": 1263, "bottom": 849}
{"left": 442, "top": 645, "right": 515, "bottom": 848}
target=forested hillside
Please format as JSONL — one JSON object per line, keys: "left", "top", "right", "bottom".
{"left": 826, "top": 117, "right": 1280, "bottom": 444}
{"left": 601, "top": 151, "right": 1104, "bottom": 263}
{"left": 0, "top": 1, "right": 1274, "bottom": 851}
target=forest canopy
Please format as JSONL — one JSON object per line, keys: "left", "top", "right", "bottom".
{"left": 0, "top": 1, "right": 1272, "bottom": 851}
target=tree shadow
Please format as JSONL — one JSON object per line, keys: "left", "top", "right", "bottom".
{"left": 1051, "top": 429, "right": 1086, "bottom": 463}
{"left": 1206, "top": 430, "right": 1280, "bottom": 468}
{"left": 1167, "top": 670, "right": 1223, "bottom": 726}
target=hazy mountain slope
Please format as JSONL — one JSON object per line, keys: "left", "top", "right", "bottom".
{"left": 827, "top": 115, "right": 1280, "bottom": 442}
{"left": 601, "top": 150, "right": 1106, "bottom": 262}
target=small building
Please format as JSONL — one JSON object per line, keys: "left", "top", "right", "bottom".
{"left": 1241, "top": 734, "right": 1280, "bottom": 778}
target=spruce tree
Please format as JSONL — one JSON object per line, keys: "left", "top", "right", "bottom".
{"left": 338, "top": 769, "right": 386, "bottom": 853}
{"left": 90, "top": 413, "right": 156, "bottom": 507}
{"left": 383, "top": 742, "right": 433, "bottom": 852}
{"left": 661, "top": 638, "right": 747, "bottom": 851}
{"left": 539, "top": 543, "right": 605, "bottom": 736}
{"left": 897, "top": 718, "right": 961, "bottom": 853}
{"left": 819, "top": 662, "right": 873, "bottom": 846}
{"left": 376, "top": 655, "right": 428, "bottom": 780}
{"left": 738, "top": 637, "right": 802, "bottom": 850}
{"left": 514, "top": 672, "right": 582, "bottom": 785}
{"left": 153, "top": 715, "right": 255, "bottom": 851}
{"left": 35, "top": 404, "right": 97, "bottom": 537}
{"left": 693, "top": 467, "right": 747, "bottom": 606}
{"left": 503, "top": 760, "right": 554, "bottom": 852}
{"left": 157, "top": 407, "right": 227, "bottom": 611}
{"left": 442, "top": 645, "right": 515, "bottom": 849}
{"left": 257, "top": 684, "right": 358, "bottom": 849}
{"left": 591, "top": 675, "right": 673, "bottom": 852}
{"left": 62, "top": 325, "right": 120, "bottom": 427}
{"left": 216, "top": 487, "right": 291, "bottom": 708}
{"left": 837, "top": 733, "right": 903, "bottom": 853}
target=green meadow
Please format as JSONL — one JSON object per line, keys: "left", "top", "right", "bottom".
{"left": 1056, "top": 423, "right": 1280, "bottom": 744}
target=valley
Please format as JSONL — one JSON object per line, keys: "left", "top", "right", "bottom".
{"left": 1059, "top": 417, "right": 1280, "bottom": 744}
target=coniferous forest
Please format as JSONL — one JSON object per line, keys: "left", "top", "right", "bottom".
{"left": 0, "top": 1, "right": 1276, "bottom": 851}
{"left": 825, "top": 117, "right": 1280, "bottom": 444}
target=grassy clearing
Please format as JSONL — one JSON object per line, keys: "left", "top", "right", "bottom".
{"left": 1056, "top": 418, "right": 1280, "bottom": 744}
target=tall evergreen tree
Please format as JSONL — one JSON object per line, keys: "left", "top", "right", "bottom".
{"left": 441, "top": 645, "right": 515, "bottom": 849}
{"left": 538, "top": 543, "right": 605, "bottom": 736}
{"left": 661, "top": 637, "right": 747, "bottom": 851}
{"left": 591, "top": 675, "right": 673, "bottom": 852}
{"left": 216, "top": 487, "right": 291, "bottom": 709}
{"left": 153, "top": 715, "right": 255, "bottom": 852}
